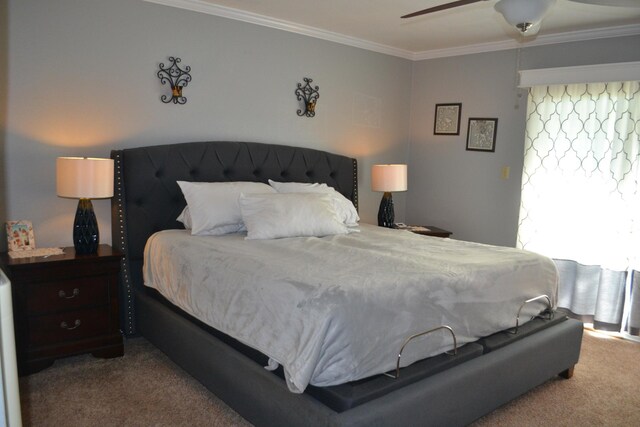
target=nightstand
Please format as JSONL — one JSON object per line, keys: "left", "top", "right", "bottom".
{"left": 0, "top": 244, "right": 124, "bottom": 375}
{"left": 395, "top": 225, "right": 452, "bottom": 238}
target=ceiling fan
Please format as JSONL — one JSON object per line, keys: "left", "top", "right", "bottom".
{"left": 402, "top": 0, "right": 640, "bottom": 35}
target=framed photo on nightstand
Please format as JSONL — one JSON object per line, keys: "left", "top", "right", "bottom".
{"left": 6, "top": 220, "right": 36, "bottom": 251}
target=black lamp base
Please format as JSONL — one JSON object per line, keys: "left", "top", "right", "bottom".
{"left": 73, "top": 198, "right": 99, "bottom": 254}
{"left": 377, "top": 192, "right": 395, "bottom": 228}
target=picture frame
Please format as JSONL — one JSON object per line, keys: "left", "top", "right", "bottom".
{"left": 6, "top": 220, "right": 36, "bottom": 252}
{"left": 466, "top": 118, "right": 498, "bottom": 152}
{"left": 434, "top": 103, "right": 462, "bottom": 135}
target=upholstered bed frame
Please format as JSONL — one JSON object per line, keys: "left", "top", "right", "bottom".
{"left": 111, "top": 140, "right": 583, "bottom": 426}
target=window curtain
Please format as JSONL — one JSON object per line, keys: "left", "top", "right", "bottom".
{"left": 517, "top": 81, "right": 640, "bottom": 335}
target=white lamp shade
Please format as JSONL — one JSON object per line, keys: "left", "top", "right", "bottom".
{"left": 495, "top": 0, "right": 556, "bottom": 27}
{"left": 371, "top": 164, "right": 407, "bottom": 192}
{"left": 56, "top": 157, "right": 114, "bottom": 199}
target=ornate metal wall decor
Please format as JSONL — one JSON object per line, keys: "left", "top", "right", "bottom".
{"left": 295, "top": 77, "right": 319, "bottom": 117}
{"left": 157, "top": 56, "right": 192, "bottom": 104}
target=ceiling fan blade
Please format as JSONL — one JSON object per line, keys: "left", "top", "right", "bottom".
{"left": 569, "top": 0, "right": 640, "bottom": 7}
{"left": 401, "top": 0, "right": 488, "bottom": 19}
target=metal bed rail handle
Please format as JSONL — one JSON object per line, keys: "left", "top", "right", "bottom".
{"left": 510, "top": 294, "right": 553, "bottom": 335}
{"left": 384, "top": 325, "right": 458, "bottom": 380}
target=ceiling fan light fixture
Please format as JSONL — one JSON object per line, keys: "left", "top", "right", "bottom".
{"left": 495, "top": 0, "right": 557, "bottom": 33}
{"left": 516, "top": 22, "right": 533, "bottom": 33}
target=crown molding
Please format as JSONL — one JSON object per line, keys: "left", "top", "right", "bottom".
{"left": 412, "top": 39, "right": 519, "bottom": 61}
{"left": 412, "top": 23, "right": 640, "bottom": 60}
{"left": 142, "top": 0, "right": 415, "bottom": 59}
{"left": 143, "top": 0, "right": 640, "bottom": 62}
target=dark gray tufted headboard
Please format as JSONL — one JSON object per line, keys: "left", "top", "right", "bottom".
{"left": 111, "top": 140, "right": 358, "bottom": 335}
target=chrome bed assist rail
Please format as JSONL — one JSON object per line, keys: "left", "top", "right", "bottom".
{"left": 384, "top": 325, "right": 458, "bottom": 379}
{"left": 510, "top": 294, "right": 553, "bottom": 335}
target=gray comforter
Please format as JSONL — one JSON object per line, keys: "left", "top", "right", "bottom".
{"left": 143, "top": 224, "right": 557, "bottom": 393}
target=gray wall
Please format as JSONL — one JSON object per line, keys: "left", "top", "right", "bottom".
{"left": 5, "top": 0, "right": 412, "bottom": 248}
{"left": 407, "top": 35, "right": 640, "bottom": 247}
{"left": 4, "top": 0, "right": 639, "bottom": 250}
{"left": 0, "top": 0, "right": 7, "bottom": 252}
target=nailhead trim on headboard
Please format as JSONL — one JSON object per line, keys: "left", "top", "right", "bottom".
{"left": 111, "top": 151, "right": 136, "bottom": 335}
{"left": 352, "top": 158, "right": 358, "bottom": 211}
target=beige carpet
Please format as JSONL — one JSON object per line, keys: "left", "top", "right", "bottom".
{"left": 19, "top": 329, "right": 640, "bottom": 426}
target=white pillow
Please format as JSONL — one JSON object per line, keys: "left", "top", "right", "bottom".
{"left": 177, "top": 181, "right": 276, "bottom": 236}
{"left": 176, "top": 206, "right": 243, "bottom": 235}
{"left": 268, "top": 180, "right": 359, "bottom": 226}
{"left": 239, "top": 193, "right": 349, "bottom": 240}
{"left": 176, "top": 206, "right": 192, "bottom": 228}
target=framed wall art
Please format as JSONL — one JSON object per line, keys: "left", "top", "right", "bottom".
{"left": 6, "top": 220, "right": 36, "bottom": 251}
{"left": 434, "top": 103, "right": 462, "bottom": 135}
{"left": 466, "top": 118, "right": 498, "bottom": 152}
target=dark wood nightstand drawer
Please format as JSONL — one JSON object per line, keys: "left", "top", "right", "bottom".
{"left": 0, "top": 244, "right": 124, "bottom": 375}
{"left": 5, "top": 258, "right": 120, "bottom": 283}
{"left": 27, "top": 307, "right": 110, "bottom": 347}
{"left": 26, "top": 276, "right": 110, "bottom": 315}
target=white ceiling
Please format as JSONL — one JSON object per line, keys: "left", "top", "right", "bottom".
{"left": 146, "top": 0, "right": 640, "bottom": 59}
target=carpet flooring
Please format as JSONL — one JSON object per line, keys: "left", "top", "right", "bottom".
{"left": 19, "top": 328, "right": 640, "bottom": 426}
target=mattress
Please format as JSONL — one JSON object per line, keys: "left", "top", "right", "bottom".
{"left": 143, "top": 224, "right": 558, "bottom": 393}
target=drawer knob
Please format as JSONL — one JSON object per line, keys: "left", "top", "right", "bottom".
{"left": 58, "top": 288, "right": 80, "bottom": 299}
{"left": 60, "top": 319, "right": 81, "bottom": 330}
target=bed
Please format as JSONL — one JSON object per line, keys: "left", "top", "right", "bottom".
{"left": 111, "top": 140, "right": 583, "bottom": 426}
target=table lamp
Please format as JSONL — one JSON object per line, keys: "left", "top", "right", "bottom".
{"left": 56, "top": 157, "right": 114, "bottom": 254}
{"left": 371, "top": 164, "right": 407, "bottom": 228}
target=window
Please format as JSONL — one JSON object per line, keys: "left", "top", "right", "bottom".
{"left": 517, "top": 80, "right": 640, "bottom": 334}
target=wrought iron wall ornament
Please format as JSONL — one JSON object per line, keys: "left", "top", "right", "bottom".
{"left": 157, "top": 56, "right": 192, "bottom": 104}
{"left": 295, "top": 77, "right": 319, "bottom": 117}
